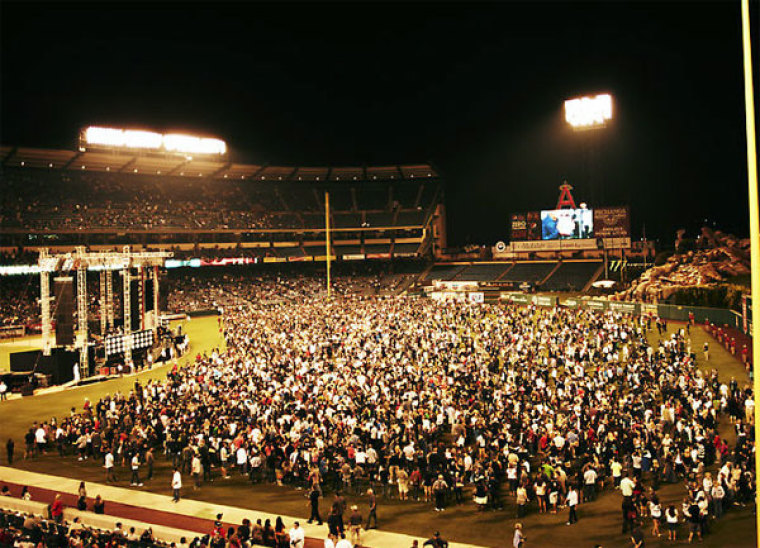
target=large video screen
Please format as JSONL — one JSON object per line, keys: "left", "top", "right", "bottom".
{"left": 541, "top": 208, "right": 593, "bottom": 240}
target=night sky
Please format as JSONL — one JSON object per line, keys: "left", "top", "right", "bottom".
{"left": 2, "top": 1, "right": 758, "bottom": 247}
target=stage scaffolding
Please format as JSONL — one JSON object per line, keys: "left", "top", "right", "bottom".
{"left": 38, "top": 246, "right": 172, "bottom": 380}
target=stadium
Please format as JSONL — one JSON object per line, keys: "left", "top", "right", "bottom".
{"left": 1, "top": 2, "right": 759, "bottom": 548}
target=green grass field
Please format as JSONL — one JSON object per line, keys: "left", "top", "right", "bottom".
{"left": 0, "top": 314, "right": 756, "bottom": 548}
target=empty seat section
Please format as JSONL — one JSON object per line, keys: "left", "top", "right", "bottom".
{"left": 454, "top": 263, "right": 511, "bottom": 281}
{"left": 500, "top": 262, "right": 555, "bottom": 283}
{"left": 541, "top": 262, "right": 601, "bottom": 291}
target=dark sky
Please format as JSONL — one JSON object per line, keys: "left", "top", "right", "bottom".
{"left": 2, "top": 1, "right": 758, "bottom": 246}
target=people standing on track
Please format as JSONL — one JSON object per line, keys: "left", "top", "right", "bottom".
{"left": 130, "top": 453, "right": 143, "bottom": 486}
{"left": 145, "top": 447, "right": 154, "bottom": 481}
{"left": 365, "top": 488, "right": 378, "bottom": 529}
{"left": 308, "top": 485, "right": 322, "bottom": 525}
{"left": 566, "top": 485, "right": 579, "bottom": 525}
{"left": 50, "top": 493, "right": 64, "bottom": 523}
{"left": 105, "top": 448, "right": 117, "bottom": 483}
{"left": 432, "top": 475, "right": 448, "bottom": 512}
{"left": 172, "top": 468, "right": 182, "bottom": 502}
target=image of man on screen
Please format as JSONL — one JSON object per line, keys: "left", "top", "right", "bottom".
{"left": 542, "top": 212, "right": 559, "bottom": 239}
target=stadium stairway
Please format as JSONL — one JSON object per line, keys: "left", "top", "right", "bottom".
{"left": 583, "top": 263, "right": 606, "bottom": 292}
{"left": 494, "top": 263, "right": 515, "bottom": 281}
{"left": 0, "top": 467, "right": 486, "bottom": 548}
{"left": 538, "top": 262, "right": 562, "bottom": 287}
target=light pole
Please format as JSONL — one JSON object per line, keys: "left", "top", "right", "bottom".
{"left": 565, "top": 93, "right": 614, "bottom": 275}
{"left": 739, "top": 0, "right": 759, "bottom": 542}
{"left": 564, "top": 93, "right": 613, "bottom": 205}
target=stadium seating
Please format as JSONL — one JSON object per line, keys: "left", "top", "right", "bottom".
{"left": 541, "top": 261, "right": 602, "bottom": 291}
{"left": 499, "top": 262, "right": 555, "bottom": 283}
{"left": 453, "top": 263, "right": 512, "bottom": 282}
{"left": 424, "top": 264, "right": 467, "bottom": 281}
{"left": 0, "top": 157, "right": 440, "bottom": 236}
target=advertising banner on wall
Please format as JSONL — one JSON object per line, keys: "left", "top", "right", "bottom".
{"left": 510, "top": 239, "right": 598, "bottom": 252}
{"left": 507, "top": 293, "right": 531, "bottom": 305}
{"left": 510, "top": 212, "right": 541, "bottom": 241}
{"left": 532, "top": 295, "right": 557, "bottom": 307}
{"left": 609, "top": 301, "right": 639, "bottom": 315}
{"left": 640, "top": 303, "right": 659, "bottom": 316}
{"left": 468, "top": 292, "right": 485, "bottom": 303}
{"left": 584, "top": 299, "right": 608, "bottom": 311}
{"left": 433, "top": 280, "right": 479, "bottom": 292}
{"left": 510, "top": 213, "right": 527, "bottom": 241}
{"left": 431, "top": 291, "right": 466, "bottom": 302}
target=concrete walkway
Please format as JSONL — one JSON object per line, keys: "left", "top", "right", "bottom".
{"left": 0, "top": 467, "right": 486, "bottom": 548}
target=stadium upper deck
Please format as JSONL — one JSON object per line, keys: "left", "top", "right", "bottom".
{"left": 0, "top": 146, "right": 444, "bottom": 257}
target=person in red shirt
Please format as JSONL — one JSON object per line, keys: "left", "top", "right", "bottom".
{"left": 50, "top": 493, "right": 64, "bottom": 523}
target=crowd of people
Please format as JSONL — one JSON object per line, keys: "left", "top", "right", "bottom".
{"left": 14, "top": 275, "right": 755, "bottom": 546}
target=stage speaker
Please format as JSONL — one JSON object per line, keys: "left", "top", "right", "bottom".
{"left": 54, "top": 277, "right": 75, "bottom": 346}
{"left": 130, "top": 279, "right": 141, "bottom": 331}
{"left": 144, "top": 279, "right": 154, "bottom": 312}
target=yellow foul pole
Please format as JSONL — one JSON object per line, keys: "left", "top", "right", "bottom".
{"left": 325, "top": 191, "right": 331, "bottom": 297}
{"left": 740, "top": 0, "right": 759, "bottom": 540}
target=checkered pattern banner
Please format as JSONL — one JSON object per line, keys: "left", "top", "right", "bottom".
{"left": 105, "top": 329, "right": 154, "bottom": 356}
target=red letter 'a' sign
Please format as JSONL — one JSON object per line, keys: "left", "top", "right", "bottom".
{"left": 556, "top": 181, "right": 576, "bottom": 209}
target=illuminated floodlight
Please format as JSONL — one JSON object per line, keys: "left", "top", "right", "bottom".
{"left": 124, "top": 130, "right": 163, "bottom": 149}
{"left": 85, "top": 127, "right": 126, "bottom": 147}
{"left": 81, "top": 126, "right": 227, "bottom": 155}
{"left": 564, "top": 94, "right": 613, "bottom": 129}
{"left": 164, "top": 134, "right": 227, "bottom": 155}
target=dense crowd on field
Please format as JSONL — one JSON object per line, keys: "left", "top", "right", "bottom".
{"left": 13, "top": 275, "right": 755, "bottom": 547}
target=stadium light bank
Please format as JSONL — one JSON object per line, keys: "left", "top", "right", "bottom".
{"left": 564, "top": 93, "right": 613, "bottom": 130}
{"left": 80, "top": 126, "right": 227, "bottom": 156}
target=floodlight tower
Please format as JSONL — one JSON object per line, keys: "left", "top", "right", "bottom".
{"left": 564, "top": 93, "right": 613, "bottom": 206}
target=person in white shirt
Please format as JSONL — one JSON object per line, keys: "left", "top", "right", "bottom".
{"left": 130, "top": 454, "right": 143, "bottom": 486}
{"left": 711, "top": 482, "right": 725, "bottom": 518}
{"left": 620, "top": 475, "right": 635, "bottom": 499}
{"left": 0, "top": 380, "right": 7, "bottom": 401}
{"left": 236, "top": 445, "right": 248, "bottom": 476}
{"left": 172, "top": 468, "right": 182, "bottom": 502}
{"left": 105, "top": 450, "right": 117, "bottom": 483}
{"left": 324, "top": 533, "right": 336, "bottom": 548}
{"left": 289, "top": 521, "right": 305, "bottom": 548}
{"left": 34, "top": 427, "right": 46, "bottom": 455}
{"left": 583, "top": 467, "right": 597, "bottom": 502}
{"left": 565, "top": 486, "right": 579, "bottom": 525}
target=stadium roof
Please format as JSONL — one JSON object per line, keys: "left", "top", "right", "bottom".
{"left": 0, "top": 146, "right": 439, "bottom": 182}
